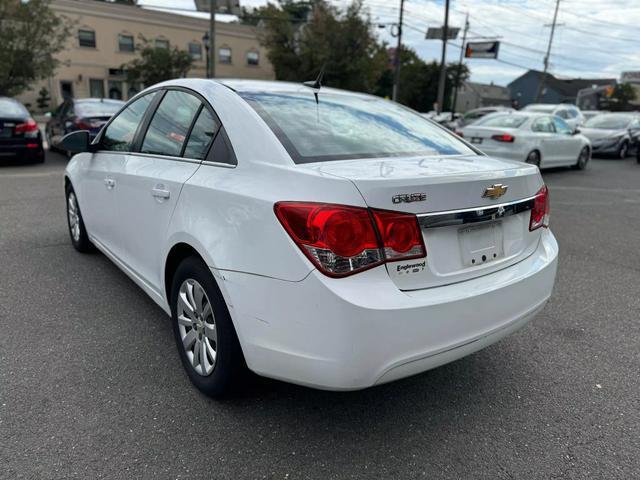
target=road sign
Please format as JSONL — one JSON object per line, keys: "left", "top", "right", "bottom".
{"left": 465, "top": 41, "right": 500, "bottom": 59}
{"left": 426, "top": 27, "right": 460, "bottom": 40}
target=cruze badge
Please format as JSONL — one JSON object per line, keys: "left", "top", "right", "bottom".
{"left": 482, "top": 184, "right": 508, "bottom": 200}
{"left": 392, "top": 193, "right": 427, "bottom": 204}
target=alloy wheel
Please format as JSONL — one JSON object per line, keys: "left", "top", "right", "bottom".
{"left": 177, "top": 279, "right": 218, "bottom": 376}
{"left": 67, "top": 192, "right": 81, "bottom": 242}
{"left": 526, "top": 151, "right": 540, "bottom": 167}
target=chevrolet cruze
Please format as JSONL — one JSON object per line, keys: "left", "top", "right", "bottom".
{"left": 63, "top": 79, "right": 558, "bottom": 396}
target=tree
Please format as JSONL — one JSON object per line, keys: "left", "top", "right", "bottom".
{"left": 123, "top": 37, "right": 193, "bottom": 87}
{"left": 36, "top": 87, "right": 51, "bottom": 112}
{"left": 249, "top": 0, "right": 388, "bottom": 94}
{"left": 374, "top": 47, "right": 469, "bottom": 112}
{"left": 609, "top": 82, "right": 637, "bottom": 111}
{"left": 0, "top": 0, "right": 71, "bottom": 96}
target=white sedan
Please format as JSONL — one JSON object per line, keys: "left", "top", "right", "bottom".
{"left": 460, "top": 112, "right": 591, "bottom": 169}
{"left": 62, "top": 79, "right": 558, "bottom": 396}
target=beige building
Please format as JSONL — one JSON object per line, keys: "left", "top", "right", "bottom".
{"left": 19, "top": 0, "right": 274, "bottom": 109}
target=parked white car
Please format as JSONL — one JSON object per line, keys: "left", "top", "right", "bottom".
{"left": 63, "top": 79, "right": 558, "bottom": 396}
{"left": 522, "top": 103, "right": 585, "bottom": 130}
{"left": 460, "top": 112, "right": 591, "bottom": 169}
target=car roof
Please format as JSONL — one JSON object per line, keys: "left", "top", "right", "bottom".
{"left": 75, "top": 98, "right": 125, "bottom": 105}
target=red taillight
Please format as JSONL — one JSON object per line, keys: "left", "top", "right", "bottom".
{"left": 274, "top": 202, "right": 426, "bottom": 277}
{"left": 491, "top": 134, "right": 515, "bottom": 143}
{"left": 26, "top": 143, "right": 39, "bottom": 148}
{"left": 74, "top": 118, "right": 92, "bottom": 130}
{"left": 15, "top": 119, "right": 38, "bottom": 134}
{"left": 372, "top": 209, "right": 426, "bottom": 261}
{"left": 529, "top": 185, "right": 550, "bottom": 231}
{"left": 454, "top": 130, "right": 464, "bottom": 138}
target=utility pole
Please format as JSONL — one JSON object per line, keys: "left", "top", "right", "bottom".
{"left": 450, "top": 12, "right": 469, "bottom": 121}
{"left": 436, "top": 0, "right": 450, "bottom": 114}
{"left": 534, "top": 0, "right": 560, "bottom": 103}
{"left": 209, "top": 0, "right": 216, "bottom": 78}
{"left": 391, "top": 0, "right": 405, "bottom": 102}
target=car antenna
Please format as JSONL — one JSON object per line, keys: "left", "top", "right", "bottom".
{"left": 303, "top": 65, "right": 325, "bottom": 105}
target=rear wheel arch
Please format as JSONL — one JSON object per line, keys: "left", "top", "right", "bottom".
{"left": 164, "top": 243, "right": 205, "bottom": 304}
{"left": 526, "top": 149, "right": 542, "bottom": 167}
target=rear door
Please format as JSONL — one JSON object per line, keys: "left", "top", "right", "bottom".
{"left": 116, "top": 89, "right": 221, "bottom": 292}
{"left": 552, "top": 116, "right": 580, "bottom": 164}
{"left": 531, "top": 116, "right": 559, "bottom": 165}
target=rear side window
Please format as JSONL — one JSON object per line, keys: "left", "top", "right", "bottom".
{"left": 141, "top": 91, "right": 200, "bottom": 157}
{"left": 532, "top": 117, "right": 555, "bottom": 133}
{"left": 101, "top": 92, "right": 156, "bottom": 151}
{"left": 475, "top": 114, "right": 527, "bottom": 128}
{"left": 241, "top": 92, "right": 474, "bottom": 164}
{"left": 183, "top": 108, "right": 220, "bottom": 160}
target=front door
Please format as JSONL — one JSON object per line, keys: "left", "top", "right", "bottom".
{"left": 552, "top": 116, "right": 580, "bottom": 164}
{"left": 81, "top": 91, "right": 158, "bottom": 258}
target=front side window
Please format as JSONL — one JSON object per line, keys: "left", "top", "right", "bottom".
{"left": 242, "top": 91, "right": 475, "bottom": 164}
{"left": 555, "top": 109, "right": 569, "bottom": 119}
{"left": 119, "top": 34, "right": 135, "bottom": 52}
{"left": 247, "top": 50, "right": 259, "bottom": 66}
{"left": 553, "top": 116, "right": 572, "bottom": 134}
{"left": 79, "top": 29, "right": 96, "bottom": 48}
{"left": 189, "top": 42, "right": 202, "bottom": 60}
{"left": 183, "top": 108, "right": 220, "bottom": 159}
{"left": 219, "top": 47, "right": 232, "bottom": 64}
{"left": 101, "top": 92, "right": 156, "bottom": 152}
{"left": 141, "top": 90, "right": 201, "bottom": 157}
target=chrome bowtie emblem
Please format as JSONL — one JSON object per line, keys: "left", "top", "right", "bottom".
{"left": 482, "top": 184, "right": 508, "bottom": 200}
{"left": 392, "top": 193, "right": 427, "bottom": 204}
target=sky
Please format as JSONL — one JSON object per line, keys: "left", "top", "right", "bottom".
{"left": 137, "top": 0, "right": 640, "bottom": 86}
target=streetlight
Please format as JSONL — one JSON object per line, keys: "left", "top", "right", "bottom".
{"left": 202, "top": 32, "right": 210, "bottom": 78}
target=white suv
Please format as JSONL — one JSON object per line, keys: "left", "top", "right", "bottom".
{"left": 523, "top": 103, "right": 585, "bottom": 130}
{"left": 63, "top": 79, "right": 558, "bottom": 396}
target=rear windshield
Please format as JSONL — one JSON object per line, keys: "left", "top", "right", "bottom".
{"left": 584, "top": 114, "right": 633, "bottom": 130}
{"left": 241, "top": 91, "right": 474, "bottom": 163}
{"left": 475, "top": 114, "right": 528, "bottom": 128}
{"left": 0, "top": 98, "right": 29, "bottom": 117}
{"left": 75, "top": 100, "right": 124, "bottom": 117}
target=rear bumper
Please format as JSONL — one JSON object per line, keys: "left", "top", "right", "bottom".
{"left": 0, "top": 142, "right": 45, "bottom": 162}
{"left": 219, "top": 229, "right": 558, "bottom": 390}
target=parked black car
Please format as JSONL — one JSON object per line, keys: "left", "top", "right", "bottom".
{"left": 580, "top": 113, "right": 640, "bottom": 159}
{"left": 46, "top": 98, "right": 124, "bottom": 153}
{"left": 0, "top": 97, "right": 45, "bottom": 164}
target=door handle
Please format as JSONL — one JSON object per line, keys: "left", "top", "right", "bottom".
{"left": 104, "top": 178, "right": 115, "bottom": 189}
{"left": 151, "top": 185, "right": 170, "bottom": 200}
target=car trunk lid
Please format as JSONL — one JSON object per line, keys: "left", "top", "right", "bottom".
{"left": 302, "top": 154, "right": 544, "bottom": 290}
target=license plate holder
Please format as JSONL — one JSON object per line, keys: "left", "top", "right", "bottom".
{"left": 459, "top": 222, "right": 504, "bottom": 266}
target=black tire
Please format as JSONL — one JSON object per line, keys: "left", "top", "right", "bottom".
{"left": 170, "top": 256, "right": 247, "bottom": 398}
{"left": 617, "top": 140, "right": 628, "bottom": 159}
{"left": 573, "top": 146, "right": 590, "bottom": 170}
{"left": 526, "top": 150, "right": 541, "bottom": 167}
{"left": 65, "top": 184, "right": 94, "bottom": 253}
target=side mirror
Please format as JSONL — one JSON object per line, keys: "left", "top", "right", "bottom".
{"left": 61, "top": 130, "right": 95, "bottom": 154}
{"left": 573, "top": 128, "right": 581, "bottom": 135}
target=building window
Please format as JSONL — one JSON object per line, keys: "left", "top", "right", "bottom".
{"left": 189, "top": 42, "right": 203, "bottom": 60}
{"left": 155, "top": 39, "right": 170, "bottom": 50}
{"left": 219, "top": 47, "right": 232, "bottom": 64}
{"left": 78, "top": 29, "right": 96, "bottom": 48}
{"left": 89, "top": 79, "right": 105, "bottom": 98}
{"left": 108, "top": 81, "right": 123, "bottom": 100}
{"left": 247, "top": 50, "right": 259, "bottom": 66}
{"left": 118, "top": 34, "right": 135, "bottom": 53}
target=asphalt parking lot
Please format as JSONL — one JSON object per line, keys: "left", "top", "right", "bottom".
{"left": 1, "top": 151, "right": 639, "bottom": 479}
